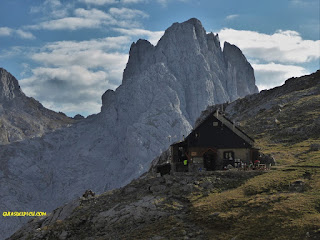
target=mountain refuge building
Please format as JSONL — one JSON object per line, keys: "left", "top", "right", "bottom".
{"left": 170, "top": 111, "right": 259, "bottom": 172}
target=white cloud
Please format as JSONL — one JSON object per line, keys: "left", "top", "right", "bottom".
{"left": 253, "top": 63, "right": 308, "bottom": 90}
{"left": 113, "top": 27, "right": 164, "bottom": 45}
{"left": 30, "top": 0, "right": 71, "bottom": 18}
{"left": 27, "top": 7, "right": 149, "bottom": 30}
{"left": 74, "top": 8, "right": 113, "bottom": 20}
{"left": 290, "top": 0, "right": 319, "bottom": 7}
{"left": 31, "top": 36, "right": 130, "bottom": 74}
{"left": 21, "top": 66, "right": 109, "bottom": 115}
{"left": 155, "top": 0, "right": 189, "bottom": 7}
{"left": 42, "top": 36, "right": 131, "bottom": 51}
{"left": 29, "top": 17, "right": 101, "bottom": 30}
{"left": 0, "top": 27, "right": 35, "bottom": 39}
{"left": 79, "top": 0, "right": 117, "bottom": 5}
{"left": 32, "top": 49, "right": 128, "bottom": 69}
{"left": 79, "top": 0, "right": 147, "bottom": 5}
{"left": 20, "top": 37, "right": 130, "bottom": 115}
{"left": 0, "top": 27, "right": 12, "bottom": 36}
{"left": 218, "top": 28, "right": 319, "bottom": 90}
{"left": 156, "top": 0, "right": 169, "bottom": 6}
{"left": 225, "top": 14, "right": 239, "bottom": 20}
{"left": 218, "top": 28, "right": 320, "bottom": 64}
{"left": 121, "top": 0, "right": 146, "bottom": 3}
{"left": 0, "top": 46, "right": 25, "bottom": 59}
{"left": 109, "top": 7, "right": 149, "bottom": 19}
{"left": 15, "top": 30, "right": 36, "bottom": 39}
{"left": 30, "top": 0, "right": 61, "bottom": 13}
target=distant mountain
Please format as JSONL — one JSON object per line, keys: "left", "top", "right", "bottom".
{"left": 9, "top": 70, "right": 320, "bottom": 240}
{"left": 0, "top": 18, "right": 258, "bottom": 239}
{"left": 0, "top": 68, "right": 73, "bottom": 145}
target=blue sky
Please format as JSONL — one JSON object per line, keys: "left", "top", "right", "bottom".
{"left": 0, "top": 0, "right": 319, "bottom": 116}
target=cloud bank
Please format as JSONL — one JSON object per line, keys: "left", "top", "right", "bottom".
{"left": 27, "top": 7, "right": 149, "bottom": 31}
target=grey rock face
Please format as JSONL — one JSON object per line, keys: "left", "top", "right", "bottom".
{"left": 0, "top": 68, "right": 73, "bottom": 145}
{"left": 223, "top": 42, "right": 259, "bottom": 100}
{"left": 1, "top": 18, "right": 258, "bottom": 239}
{"left": 0, "top": 68, "right": 24, "bottom": 101}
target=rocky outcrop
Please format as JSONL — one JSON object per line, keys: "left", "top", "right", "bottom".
{"left": 1, "top": 18, "right": 258, "bottom": 239}
{"left": 0, "top": 68, "right": 73, "bottom": 145}
{"left": 0, "top": 68, "right": 24, "bottom": 101}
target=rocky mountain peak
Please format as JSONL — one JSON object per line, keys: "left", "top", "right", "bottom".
{"left": 185, "top": 17, "right": 203, "bottom": 27}
{"left": 184, "top": 17, "right": 207, "bottom": 40}
{"left": 156, "top": 18, "right": 208, "bottom": 54}
{"left": 0, "top": 68, "right": 24, "bottom": 101}
{"left": 165, "top": 18, "right": 207, "bottom": 39}
{"left": 122, "top": 18, "right": 212, "bottom": 85}
{"left": 123, "top": 39, "right": 155, "bottom": 82}
{"left": 117, "top": 18, "right": 258, "bottom": 122}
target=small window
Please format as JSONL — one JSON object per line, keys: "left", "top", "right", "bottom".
{"left": 213, "top": 122, "right": 219, "bottom": 127}
{"left": 224, "top": 151, "right": 234, "bottom": 160}
{"left": 178, "top": 147, "right": 185, "bottom": 157}
{"left": 191, "top": 152, "right": 197, "bottom": 156}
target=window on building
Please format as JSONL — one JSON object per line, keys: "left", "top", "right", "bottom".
{"left": 178, "top": 147, "right": 185, "bottom": 157}
{"left": 224, "top": 151, "right": 234, "bottom": 160}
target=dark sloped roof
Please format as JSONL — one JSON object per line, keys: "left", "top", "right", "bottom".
{"left": 216, "top": 112, "right": 254, "bottom": 143}
{"left": 177, "top": 110, "right": 254, "bottom": 146}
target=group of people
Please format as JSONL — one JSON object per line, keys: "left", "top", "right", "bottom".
{"left": 223, "top": 160, "right": 269, "bottom": 171}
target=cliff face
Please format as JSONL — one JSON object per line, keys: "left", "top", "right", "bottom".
{"left": 0, "top": 18, "right": 258, "bottom": 239}
{"left": 0, "top": 68, "right": 24, "bottom": 101}
{"left": 223, "top": 42, "right": 258, "bottom": 100}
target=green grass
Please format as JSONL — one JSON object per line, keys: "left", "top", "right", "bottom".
{"left": 192, "top": 166, "right": 320, "bottom": 239}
